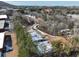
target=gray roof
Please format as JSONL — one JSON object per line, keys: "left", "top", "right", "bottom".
{"left": 0, "top": 20, "right": 5, "bottom": 29}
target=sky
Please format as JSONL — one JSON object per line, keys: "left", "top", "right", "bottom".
{"left": 4, "top": 1, "right": 79, "bottom": 6}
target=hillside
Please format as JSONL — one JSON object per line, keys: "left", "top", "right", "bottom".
{"left": 0, "top": 1, "right": 16, "bottom": 8}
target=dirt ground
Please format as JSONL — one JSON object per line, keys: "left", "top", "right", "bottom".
{"left": 6, "top": 32, "right": 18, "bottom": 57}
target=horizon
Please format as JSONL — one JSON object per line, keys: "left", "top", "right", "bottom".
{"left": 4, "top": 1, "right": 79, "bottom": 6}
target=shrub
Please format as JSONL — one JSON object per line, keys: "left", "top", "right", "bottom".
{"left": 14, "top": 16, "right": 37, "bottom": 56}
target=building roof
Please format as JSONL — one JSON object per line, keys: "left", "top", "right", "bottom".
{"left": 0, "top": 20, "right": 5, "bottom": 29}
{"left": 0, "top": 15, "right": 7, "bottom": 19}
{"left": 0, "top": 32, "right": 5, "bottom": 49}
